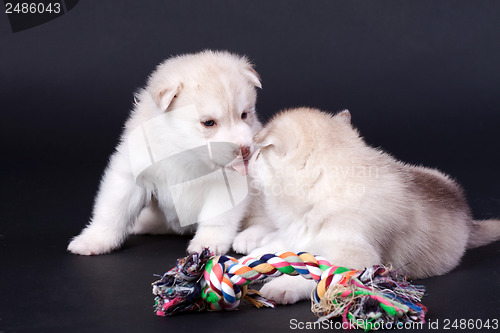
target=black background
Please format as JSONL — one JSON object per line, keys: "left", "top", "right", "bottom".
{"left": 1, "top": 1, "right": 499, "bottom": 332}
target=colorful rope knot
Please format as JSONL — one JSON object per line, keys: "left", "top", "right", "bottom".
{"left": 152, "top": 249, "right": 427, "bottom": 331}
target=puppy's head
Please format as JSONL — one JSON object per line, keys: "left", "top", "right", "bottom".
{"left": 146, "top": 50, "right": 262, "bottom": 173}
{"left": 250, "top": 107, "right": 355, "bottom": 185}
{"left": 249, "top": 108, "right": 306, "bottom": 186}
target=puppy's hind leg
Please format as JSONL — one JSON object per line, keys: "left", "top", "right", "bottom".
{"left": 68, "top": 147, "right": 146, "bottom": 255}
{"left": 260, "top": 275, "right": 316, "bottom": 305}
{"left": 131, "top": 198, "right": 174, "bottom": 235}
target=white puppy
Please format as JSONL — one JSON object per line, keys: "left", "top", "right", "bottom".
{"left": 68, "top": 50, "right": 262, "bottom": 255}
{"left": 236, "top": 107, "right": 500, "bottom": 304}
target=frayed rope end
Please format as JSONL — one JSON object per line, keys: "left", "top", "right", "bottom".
{"left": 312, "top": 265, "right": 426, "bottom": 331}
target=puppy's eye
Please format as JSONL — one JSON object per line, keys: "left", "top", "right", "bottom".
{"left": 202, "top": 120, "right": 216, "bottom": 127}
{"left": 241, "top": 112, "right": 248, "bottom": 120}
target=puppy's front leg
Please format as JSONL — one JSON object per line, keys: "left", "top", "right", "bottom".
{"left": 187, "top": 203, "right": 246, "bottom": 255}
{"left": 188, "top": 217, "right": 239, "bottom": 255}
{"left": 68, "top": 148, "right": 146, "bottom": 255}
{"left": 232, "top": 195, "right": 275, "bottom": 254}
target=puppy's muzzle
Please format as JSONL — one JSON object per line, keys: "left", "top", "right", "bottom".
{"left": 239, "top": 146, "right": 251, "bottom": 160}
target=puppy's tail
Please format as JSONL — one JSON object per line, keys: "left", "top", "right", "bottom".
{"left": 467, "top": 219, "right": 500, "bottom": 249}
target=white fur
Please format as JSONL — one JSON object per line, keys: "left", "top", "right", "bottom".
{"left": 68, "top": 50, "right": 262, "bottom": 255}
{"left": 236, "top": 107, "right": 500, "bottom": 304}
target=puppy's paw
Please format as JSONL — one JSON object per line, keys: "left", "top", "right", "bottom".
{"left": 187, "top": 236, "right": 231, "bottom": 255}
{"left": 67, "top": 228, "right": 121, "bottom": 255}
{"left": 259, "top": 275, "right": 314, "bottom": 305}
{"left": 232, "top": 229, "right": 262, "bottom": 254}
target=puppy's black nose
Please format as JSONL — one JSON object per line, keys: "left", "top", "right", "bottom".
{"left": 240, "top": 146, "right": 251, "bottom": 160}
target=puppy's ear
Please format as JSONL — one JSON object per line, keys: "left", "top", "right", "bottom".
{"left": 254, "top": 127, "right": 289, "bottom": 158}
{"left": 253, "top": 127, "right": 273, "bottom": 148}
{"left": 244, "top": 66, "right": 262, "bottom": 89}
{"left": 153, "top": 84, "right": 182, "bottom": 111}
{"left": 336, "top": 109, "right": 351, "bottom": 124}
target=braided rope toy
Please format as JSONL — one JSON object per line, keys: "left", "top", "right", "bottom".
{"left": 152, "top": 249, "right": 426, "bottom": 330}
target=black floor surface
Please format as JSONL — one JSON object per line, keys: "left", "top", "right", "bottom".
{"left": 1, "top": 157, "right": 499, "bottom": 332}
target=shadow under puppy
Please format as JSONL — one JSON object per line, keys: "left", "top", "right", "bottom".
{"left": 68, "top": 50, "right": 262, "bottom": 256}
{"left": 235, "top": 107, "right": 500, "bottom": 304}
